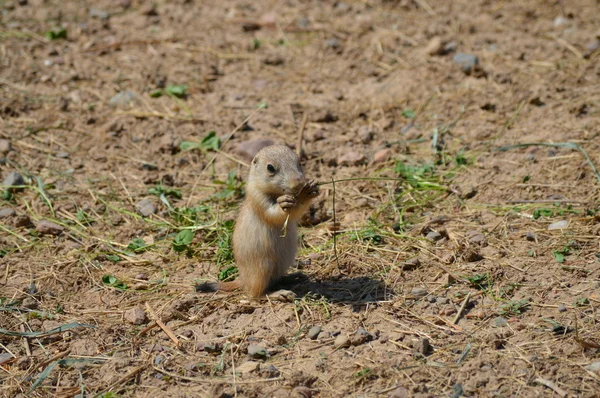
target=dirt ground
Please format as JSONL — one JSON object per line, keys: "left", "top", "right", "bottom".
{"left": 1, "top": 0, "right": 600, "bottom": 397}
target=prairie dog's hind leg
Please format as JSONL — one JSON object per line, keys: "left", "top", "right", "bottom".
{"left": 245, "top": 259, "right": 274, "bottom": 298}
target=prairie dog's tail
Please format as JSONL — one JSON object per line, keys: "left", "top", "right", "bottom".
{"left": 195, "top": 280, "right": 241, "bottom": 293}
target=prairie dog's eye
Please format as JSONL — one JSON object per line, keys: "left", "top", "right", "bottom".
{"left": 267, "top": 164, "right": 276, "bottom": 174}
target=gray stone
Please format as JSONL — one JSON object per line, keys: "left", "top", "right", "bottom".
{"left": 467, "top": 230, "right": 486, "bottom": 245}
{"left": 307, "top": 326, "right": 321, "bottom": 340}
{"left": 436, "top": 297, "right": 449, "bottom": 304}
{"left": 36, "top": 220, "right": 64, "bottom": 235}
{"left": 426, "top": 230, "right": 442, "bottom": 242}
{"left": 525, "top": 232, "right": 537, "bottom": 241}
{"left": 237, "top": 360, "right": 260, "bottom": 374}
{"left": 0, "top": 208, "right": 16, "bottom": 218}
{"left": 350, "top": 328, "right": 373, "bottom": 346}
{"left": 401, "top": 257, "right": 421, "bottom": 271}
{"left": 548, "top": 220, "right": 568, "bottom": 230}
{"left": 358, "top": 126, "right": 374, "bottom": 144}
{"left": 125, "top": 307, "right": 147, "bottom": 325}
{"left": 109, "top": 90, "right": 137, "bottom": 107}
{"left": 261, "top": 364, "right": 280, "bottom": 377}
{"left": 235, "top": 139, "right": 275, "bottom": 163}
{"left": 153, "top": 355, "right": 164, "bottom": 365}
{"left": 136, "top": 199, "right": 156, "bottom": 217}
{"left": 453, "top": 53, "right": 479, "bottom": 74}
{"left": 585, "top": 361, "right": 600, "bottom": 372}
{"left": 493, "top": 316, "right": 508, "bottom": 327}
{"left": 247, "top": 344, "right": 267, "bottom": 359}
{"left": 325, "top": 38, "right": 341, "bottom": 49}
{"left": 557, "top": 303, "right": 567, "bottom": 313}
{"left": 388, "top": 386, "right": 410, "bottom": 398}
{"left": 55, "top": 152, "right": 70, "bottom": 159}
{"left": 3, "top": 172, "right": 25, "bottom": 190}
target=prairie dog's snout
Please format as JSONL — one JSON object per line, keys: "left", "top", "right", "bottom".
{"left": 287, "top": 175, "right": 307, "bottom": 194}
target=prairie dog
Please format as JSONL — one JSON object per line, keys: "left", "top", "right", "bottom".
{"left": 197, "top": 145, "right": 319, "bottom": 297}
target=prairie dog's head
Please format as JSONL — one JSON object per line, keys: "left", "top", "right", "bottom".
{"left": 248, "top": 145, "right": 306, "bottom": 197}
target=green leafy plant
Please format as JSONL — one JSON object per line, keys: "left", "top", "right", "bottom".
{"left": 499, "top": 299, "right": 529, "bottom": 316}
{"left": 180, "top": 131, "right": 221, "bottom": 153}
{"left": 166, "top": 84, "right": 188, "bottom": 98}
{"left": 102, "top": 274, "right": 127, "bottom": 290}
{"left": 105, "top": 254, "right": 121, "bottom": 263}
{"left": 553, "top": 247, "right": 570, "bottom": 263}
{"left": 395, "top": 162, "right": 436, "bottom": 188}
{"left": 211, "top": 170, "right": 243, "bottom": 200}
{"left": 148, "top": 183, "right": 182, "bottom": 199}
{"left": 127, "top": 237, "right": 149, "bottom": 253}
{"left": 218, "top": 265, "right": 238, "bottom": 281}
{"left": 45, "top": 27, "right": 67, "bottom": 40}
{"left": 402, "top": 109, "right": 416, "bottom": 119}
{"left": 173, "top": 229, "right": 194, "bottom": 252}
{"left": 465, "top": 273, "right": 490, "bottom": 290}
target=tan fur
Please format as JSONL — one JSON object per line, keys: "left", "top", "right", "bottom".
{"left": 201, "top": 145, "right": 318, "bottom": 297}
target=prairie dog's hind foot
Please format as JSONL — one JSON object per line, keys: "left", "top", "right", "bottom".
{"left": 267, "top": 289, "right": 297, "bottom": 302}
{"left": 195, "top": 280, "right": 241, "bottom": 293}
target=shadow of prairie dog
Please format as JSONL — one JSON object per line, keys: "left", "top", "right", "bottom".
{"left": 197, "top": 145, "right": 319, "bottom": 298}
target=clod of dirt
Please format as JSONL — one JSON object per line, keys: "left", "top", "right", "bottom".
{"left": 424, "top": 36, "right": 443, "bottom": 55}
{"left": 402, "top": 257, "right": 421, "bottom": 271}
{"left": 237, "top": 360, "right": 260, "bottom": 374}
{"left": 3, "top": 171, "right": 25, "bottom": 190}
{"left": 36, "top": 220, "right": 64, "bottom": 235}
{"left": 411, "top": 287, "right": 428, "bottom": 298}
{"left": 125, "top": 307, "right": 148, "bottom": 325}
{"left": 466, "top": 230, "right": 486, "bottom": 245}
{"left": 136, "top": 199, "right": 157, "bottom": 217}
{"left": 413, "top": 338, "right": 431, "bottom": 355}
{"left": 13, "top": 215, "right": 33, "bottom": 228}
{"left": 135, "top": 273, "right": 149, "bottom": 280}
{"left": 311, "top": 109, "right": 338, "bottom": 123}
{"left": 548, "top": 220, "right": 568, "bottom": 230}
{"left": 109, "top": 90, "right": 138, "bottom": 107}
{"left": 425, "top": 230, "right": 442, "bottom": 242}
{"left": 452, "top": 53, "right": 479, "bottom": 74}
{"left": 235, "top": 139, "right": 275, "bottom": 163}
{"left": 263, "top": 54, "right": 285, "bottom": 65}
{"left": 247, "top": 344, "right": 267, "bottom": 359}
{"left": 338, "top": 151, "right": 367, "bottom": 166}
{"left": 334, "top": 334, "right": 351, "bottom": 348}
{"left": 525, "top": 232, "right": 537, "bottom": 241}
{"left": 0, "top": 139, "right": 12, "bottom": 154}
{"left": 388, "top": 386, "right": 410, "bottom": 398}
{"left": 373, "top": 148, "right": 392, "bottom": 164}
{"left": 357, "top": 126, "right": 375, "bottom": 144}
{"left": 351, "top": 328, "right": 373, "bottom": 346}
{"left": 0, "top": 208, "right": 16, "bottom": 218}
{"left": 307, "top": 325, "right": 321, "bottom": 340}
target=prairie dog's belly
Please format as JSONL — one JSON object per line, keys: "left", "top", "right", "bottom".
{"left": 233, "top": 208, "right": 297, "bottom": 271}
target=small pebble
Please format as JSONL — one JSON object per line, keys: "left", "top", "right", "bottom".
{"left": 548, "top": 220, "right": 568, "bottom": 230}
{"left": 357, "top": 126, "right": 374, "bottom": 144}
{"left": 247, "top": 344, "right": 267, "bottom": 359}
{"left": 109, "top": 90, "right": 137, "bottom": 107}
{"left": 0, "top": 139, "right": 12, "bottom": 154}
{"left": 236, "top": 361, "right": 260, "bottom": 374}
{"left": 125, "top": 307, "right": 148, "bottom": 325}
{"left": 235, "top": 139, "right": 275, "bottom": 163}
{"left": 585, "top": 361, "right": 600, "bottom": 372}
{"left": 413, "top": 338, "right": 431, "bottom": 355}
{"left": 312, "top": 109, "right": 338, "bottom": 123}
{"left": 466, "top": 230, "right": 486, "bottom": 245}
{"left": 3, "top": 172, "right": 25, "bottom": 190}
{"left": 261, "top": 364, "right": 280, "bottom": 377}
{"left": 307, "top": 326, "right": 321, "bottom": 340}
{"left": 525, "top": 232, "right": 537, "bottom": 241}
{"left": 88, "top": 7, "right": 110, "bottom": 20}
{"left": 557, "top": 303, "right": 567, "bottom": 313}
{"left": 436, "top": 297, "right": 449, "bottom": 304}
{"left": 411, "top": 287, "right": 428, "bottom": 298}
{"left": 493, "top": 316, "right": 508, "bottom": 327}
{"left": 135, "top": 273, "right": 149, "bottom": 280}
{"left": 136, "top": 199, "right": 156, "bottom": 217}
{"left": 425, "top": 231, "right": 442, "bottom": 242}
{"left": 0, "top": 208, "right": 16, "bottom": 218}
{"left": 388, "top": 386, "right": 410, "bottom": 398}
{"left": 334, "top": 334, "right": 350, "bottom": 348}
{"left": 401, "top": 257, "right": 421, "bottom": 271}
{"left": 452, "top": 53, "right": 479, "bottom": 74}
{"left": 36, "top": 220, "right": 64, "bottom": 235}
{"left": 372, "top": 148, "right": 392, "bottom": 164}
{"left": 338, "top": 151, "right": 367, "bottom": 166}
{"left": 427, "top": 295, "right": 437, "bottom": 303}
{"left": 13, "top": 215, "right": 33, "bottom": 228}
{"left": 154, "top": 355, "right": 165, "bottom": 365}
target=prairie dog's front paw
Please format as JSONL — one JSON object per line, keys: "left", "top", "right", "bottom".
{"left": 277, "top": 194, "right": 296, "bottom": 211}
